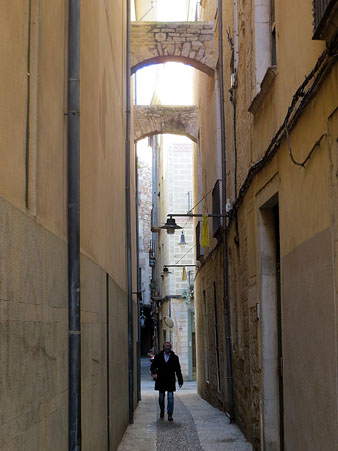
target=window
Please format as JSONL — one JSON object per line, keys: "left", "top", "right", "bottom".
{"left": 212, "top": 179, "right": 222, "bottom": 238}
{"left": 196, "top": 221, "right": 204, "bottom": 261}
{"left": 187, "top": 191, "right": 192, "bottom": 213}
{"left": 249, "top": 0, "right": 278, "bottom": 113}
{"left": 253, "top": 0, "right": 277, "bottom": 92}
{"left": 271, "top": 0, "right": 277, "bottom": 66}
{"left": 312, "top": 0, "right": 338, "bottom": 41}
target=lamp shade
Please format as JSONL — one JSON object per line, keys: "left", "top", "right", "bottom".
{"left": 178, "top": 231, "right": 186, "bottom": 245}
{"left": 160, "top": 216, "right": 182, "bottom": 234}
{"left": 164, "top": 316, "right": 174, "bottom": 328}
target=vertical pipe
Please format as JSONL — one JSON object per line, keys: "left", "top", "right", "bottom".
{"left": 218, "top": 0, "right": 235, "bottom": 421}
{"left": 25, "top": 0, "right": 32, "bottom": 209}
{"left": 68, "top": 1, "right": 81, "bottom": 449}
{"left": 125, "top": 0, "right": 134, "bottom": 424}
{"left": 135, "top": 152, "right": 142, "bottom": 402}
{"left": 106, "top": 274, "right": 111, "bottom": 450}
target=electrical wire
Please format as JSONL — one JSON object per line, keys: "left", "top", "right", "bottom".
{"left": 285, "top": 127, "right": 327, "bottom": 168}
{"left": 175, "top": 243, "right": 196, "bottom": 265}
{"left": 187, "top": 185, "right": 215, "bottom": 214}
{"left": 226, "top": 38, "right": 337, "bottom": 229}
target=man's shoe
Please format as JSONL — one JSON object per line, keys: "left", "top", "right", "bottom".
{"left": 168, "top": 413, "right": 173, "bottom": 421}
{"left": 160, "top": 411, "right": 164, "bottom": 419}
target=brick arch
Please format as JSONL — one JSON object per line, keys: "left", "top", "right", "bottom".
{"left": 133, "top": 105, "right": 199, "bottom": 143}
{"left": 131, "top": 22, "right": 216, "bottom": 77}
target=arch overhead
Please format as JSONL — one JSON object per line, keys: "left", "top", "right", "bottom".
{"left": 131, "top": 22, "right": 216, "bottom": 76}
{"left": 133, "top": 105, "right": 199, "bottom": 143}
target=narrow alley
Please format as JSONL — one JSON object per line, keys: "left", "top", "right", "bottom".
{"left": 118, "top": 359, "right": 251, "bottom": 451}
{"left": 1, "top": 0, "right": 337, "bottom": 450}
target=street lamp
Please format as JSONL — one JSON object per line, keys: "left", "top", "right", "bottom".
{"left": 140, "top": 311, "right": 146, "bottom": 328}
{"left": 178, "top": 231, "right": 186, "bottom": 245}
{"left": 161, "top": 267, "right": 172, "bottom": 278}
{"left": 160, "top": 216, "right": 182, "bottom": 234}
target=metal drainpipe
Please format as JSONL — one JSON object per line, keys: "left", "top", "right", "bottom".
{"left": 25, "top": 0, "right": 32, "bottom": 209}
{"left": 135, "top": 153, "right": 142, "bottom": 402}
{"left": 218, "top": 0, "right": 235, "bottom": 421}
{"left": 125, "top": 0, "right": 134, "bottom": 424}
{"left": 67, "top": 0, "right": 81, "bottom": 449}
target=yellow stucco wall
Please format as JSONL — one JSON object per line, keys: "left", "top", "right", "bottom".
{"left": 0, "top": 1, "right": 137, "bottom": 448}
{"left": 194, "top": 0, "right": 338, "bottom": 448}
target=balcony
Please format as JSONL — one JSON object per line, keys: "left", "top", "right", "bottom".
{"left": 312, "top": 0, "right": 338, "bottom": 41}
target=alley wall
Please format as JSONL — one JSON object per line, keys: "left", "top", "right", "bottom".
{"left": 194, "top": 0, "right": 338, "bottom": 449}
{"left": 0, "top": 1, "right": 136, "bottom": 449}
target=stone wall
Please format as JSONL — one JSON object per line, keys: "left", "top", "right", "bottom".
{"left": 194, "top": 0, "right": 338, "bottom": 449}
{"left": 134, "top": 105, "right": 199, "bottom": 143}
{"left": 131, "top": 21, "right": 216, "bottom": 75}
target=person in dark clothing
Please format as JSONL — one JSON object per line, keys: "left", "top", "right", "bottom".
{"left": 150, "top": 341, "right": 183, "bottom": 421}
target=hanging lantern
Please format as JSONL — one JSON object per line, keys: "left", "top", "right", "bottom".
{"left": 178, "top": 231, "right": 186, "bottom": 245}
{"left": 160, "top": 216, "right": 182, "bottom": 235}
{"left": 140, "top": 312, "right": 146, "bottom": 328}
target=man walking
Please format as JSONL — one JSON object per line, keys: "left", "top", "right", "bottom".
{"left": 151, "top": 342, "right": 183, "bottom": 421}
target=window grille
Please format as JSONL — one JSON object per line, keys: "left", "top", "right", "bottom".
{"left": 196, "top": 221, "right": 204, "bottom": 261}
{"left": 312, "top": 0, "right": 337, "bottom": 40}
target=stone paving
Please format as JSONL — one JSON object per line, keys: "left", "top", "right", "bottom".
{"left": 117, "top": 359, "right": 252, "bottom": 451}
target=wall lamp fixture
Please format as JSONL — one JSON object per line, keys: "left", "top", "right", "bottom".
{"left": 160, "top": 214, "right": 226, "bottom": 235}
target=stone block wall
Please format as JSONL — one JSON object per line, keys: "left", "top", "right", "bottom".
{"left": 131, "top": 21, "right": 216, "bottom": 75}
{"left": 133, "top": 105, "right": 199, "bottom": 143}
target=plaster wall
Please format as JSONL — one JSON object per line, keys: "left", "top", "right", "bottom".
{"left": 194, "top": 0, "right": 338, "bottom": 448}
{"left": 0, "top": 0, "right": 137, "bottom": 448}
{"left": 0, "top": 199, "right": 130, "bottom": 450}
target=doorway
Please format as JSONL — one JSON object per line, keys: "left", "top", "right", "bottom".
{"left": 188, "top": 310, "right": 197, "bottom": 381}
{"left": 259, "top": 196, "right": 284, "bottom": 450}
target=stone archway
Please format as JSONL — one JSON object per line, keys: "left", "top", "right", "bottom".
{"left": 133, "top": 105, "right": 199, "bottom": 143}
{"left": 131, "top": 22, "right": 216, "bottom": 76}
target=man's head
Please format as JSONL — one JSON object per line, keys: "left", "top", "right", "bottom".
{"left": 163, "top": 341, "right": 172, "bottom": 354}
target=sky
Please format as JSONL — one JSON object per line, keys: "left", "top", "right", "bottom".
{"left": 136, "top": 0, "right": 198, "bottom": 163}
{"left": 135, "top": 0, "right": 198, "bottom": 106}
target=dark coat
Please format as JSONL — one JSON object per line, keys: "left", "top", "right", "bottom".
{"left": 151, "top": 350, "right": 183, "bottom": 392}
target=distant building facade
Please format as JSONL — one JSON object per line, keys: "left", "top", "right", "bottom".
{"left": 152, "top": 136, "right": 197, "bottom": 380}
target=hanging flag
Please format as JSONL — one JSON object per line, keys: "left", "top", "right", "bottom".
{"left": 200, "top": 214, "right": 210, "bottom": 248}
{"left": 182, "top": 266, "right": 187, "bottom": 281}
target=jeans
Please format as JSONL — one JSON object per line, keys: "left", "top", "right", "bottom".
{"left": 159, "top": 391, "right": 174, "bottom": 414}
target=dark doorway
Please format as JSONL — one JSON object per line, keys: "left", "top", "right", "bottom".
{"left": 140, "top": 305, "right": 154, "bottom": 357}
{"left": 273, "top": 204, "right": 284, "bottom": 450}
{"left": 259, "top": 196, "right": 284, "bottom": 450}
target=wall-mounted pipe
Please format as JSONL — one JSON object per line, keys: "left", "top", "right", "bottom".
{"left": 135, "top": 153, "right": 142, "bottom": 402}
{"left": 25, "top": 0, "right": 32, "bottom": 209}
{"left": 125, "top": 0, "right": 134, "bottom": 424}
{"left": 218, "top": 0, "right": 235, "bottom": 421}
{"left": 67, "top": 0, "right": 81, "bottom": 449}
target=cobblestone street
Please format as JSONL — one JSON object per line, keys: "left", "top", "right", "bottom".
{"left": 118, "top": 360, "right": 251, "bottom": 451}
